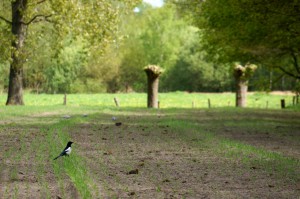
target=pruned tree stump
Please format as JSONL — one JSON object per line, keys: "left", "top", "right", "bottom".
{"left": 144, "top": 65, "right": 164, "bottom": 108}
{"left": 234, "top": 63, "right": 257, "bottom": 108}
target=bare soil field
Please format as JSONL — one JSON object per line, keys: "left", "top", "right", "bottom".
{"left": 0, "top": 108, "right": 299, "bottom": 198}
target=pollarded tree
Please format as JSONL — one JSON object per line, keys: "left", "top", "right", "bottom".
{"left": 0, "top": 0, "right": 140, "bottom": 105}
{"left": 234, "top": 63, "right": 257, "bottom": 107}
{"left": 118, "top": 3, "right": 188, "bottom": 91}
{"left": 144, "top": 65, "right": 164, "bottom": 108}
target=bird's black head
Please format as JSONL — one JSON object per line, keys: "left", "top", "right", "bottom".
{"left": 67, "top": 141, "right": 73, "bottom": 146}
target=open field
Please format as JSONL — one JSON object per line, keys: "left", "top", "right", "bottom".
{"left": 0, "top": 92, "right": 296, "bottom": 109}
{"left": 0, "top": 100, "right": 299, "bottom": 198}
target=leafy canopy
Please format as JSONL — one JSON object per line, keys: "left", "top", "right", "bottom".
{"left": 172, "top": 0, "right": 300, "bottom": 76}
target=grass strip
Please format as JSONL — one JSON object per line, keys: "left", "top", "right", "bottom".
{"left": 47, "top": 118, "right": 98, "bottom": 198}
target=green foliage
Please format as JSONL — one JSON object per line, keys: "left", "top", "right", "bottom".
{"left": 0, "top": 0, "right": 141, "bottom": 96}
{"left": 70, "top": 78, "right": 107, "bottom": 93}
{"left": 0, "top": 1, "right": 11, "bottom": 63}
{"left": 115, "top": 3, "right": 234, "bottom": 92}
{"left": 144, "top": 65, "right": 164, "bottom": 76}
{"left": 23, "top": 22, "right": 57, "bottom": 93}
{"left": 0, "top": 62, "right": 9, "bottom": 92}
{"left": 173, "top": 0, "right": 300, "bottom": 81}
{"left": 234, "top": 63, "right": 257, "bottom": 81}
{"left": 3, "top": 0, "right": 297, "bottom": 94}
{"left": 162, "top": 27, "right": 232, "bottom": 92}
{"left": 117, "top": 4, "right": 188, "bottom": 91}
{"left": 45, "top": 38, "right": 88, "bottom": 93}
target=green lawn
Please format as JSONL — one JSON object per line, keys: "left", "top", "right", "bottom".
{"left": 0, "top": 92, "right": 295, "bottom": 108}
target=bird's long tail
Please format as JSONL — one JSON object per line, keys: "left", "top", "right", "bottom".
{"left": 53, "top": 155, "right": 61, "bottom": 160}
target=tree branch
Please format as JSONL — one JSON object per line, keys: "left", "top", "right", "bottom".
{"left": 279, "top": 66, "right": 300, "bottom": 79}
{"left": 0, "top": 15, "right": 12, "bottom": 24}
{"left": 291, "top": 51, "right": 300, "bottom": 74}
{"left": 28, "top": 0, "right": 47, "bottom": 7}
{"left": 36, "top": 0, "right": 47, "bottom": 5}
{"left": 24, "top": 14, "right": 53, "bottom": 25}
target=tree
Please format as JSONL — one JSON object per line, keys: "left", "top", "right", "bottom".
{"left": 162, "top": 26, "right": 232, "bottom": 92}
{"left": 144, "top": 65, "right": 163, "bottom": 108}
{"left": 172, "top": 0, "right": 300, "bottom": 82}
{"left": 233, "top": 63, "right": 257, "bottom": 107}
{"left": 0, "top": 0, "right": 140, "bottom": 105}
{"left": 117, "top": 3, "right": 188, "bottom": 91}
{"left": 45, "top": 38, "right": 88, "bottom": 93}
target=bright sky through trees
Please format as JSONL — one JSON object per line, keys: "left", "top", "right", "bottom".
{"left": 144, "top": 0, "right": 164, "bottom": 7}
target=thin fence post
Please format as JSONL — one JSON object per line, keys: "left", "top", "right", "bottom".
{"left": 63, "top": 94, "right": 67, "bottom": 105}
{"left": 293, "top": 96, "right": 296, "bottom": 106}
{"left": 281, "top": 99, "right": 285, "bottom": 109}
{"left": 208, "top": 99, "right": 211, "bottom": 108}
{"left": 114, "top": 97, "right": 119, "bottom": 107}
{"left": 158, "top": 101, "right": 160, "bottom": 109}
{"left": 192, "top": 101, "right": 195, "bottom": 108}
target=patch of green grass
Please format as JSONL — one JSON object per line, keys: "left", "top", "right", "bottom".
{"left": 0, "top": 92, "right": 295, "bottom": 109}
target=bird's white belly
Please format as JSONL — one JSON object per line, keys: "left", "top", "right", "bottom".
{"left": 65, "top": 147, "right": 72, "bottom": 155}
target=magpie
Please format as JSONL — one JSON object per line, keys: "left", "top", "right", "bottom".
{"left": 53, "top": 141, "right": 73, "bottom": 160}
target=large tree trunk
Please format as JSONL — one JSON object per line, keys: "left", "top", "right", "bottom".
{"left": 146, "top": 74, "right": 159, "bottom": 108}
{"left": 6, "top": 0, "right": 28, "bottom": 105}
{"left": 144, "top": 65, "right": 163, "bottom": 108}
{"left": 236, "top": 79, "right": 248, "bottom": 107}
{"left": 6, "top": 67, "right": 24, "bottom": 105}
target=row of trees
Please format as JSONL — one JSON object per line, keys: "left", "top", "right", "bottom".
{"left": 0, "top": 0, "right": 299, "bottom": 105}
{"left": 172, "top": 0, "right": 300, "bottom": 87}
{"left": 0, "top": 0, "right": 140, "bottom": 105}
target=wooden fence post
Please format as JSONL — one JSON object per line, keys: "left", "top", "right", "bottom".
{"left": 114, "top": 97, "right": 119, "bottom": 107}
{"left": 281, "top": 99, "right": 285, "bottom": 109}
{"left": 266, "top": 101, "right": 269, "bottom": 109}
{"left": 63, "top": 94, "right": 67, "bottom": 105}
{"left": 192, "top": 101, "right": 195, "bottom": 108}
{"left": 208, "top": 99, "right": 211, "bottom": 108}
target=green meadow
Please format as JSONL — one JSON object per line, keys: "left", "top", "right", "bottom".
{"left": 0, "top": 92, "right": 295, "bottom": 108}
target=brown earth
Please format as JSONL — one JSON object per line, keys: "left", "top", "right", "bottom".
{"left": 0, "top": 109, "right": 299, "bottom": 198}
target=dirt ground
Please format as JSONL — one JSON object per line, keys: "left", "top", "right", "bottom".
{"left": 0, "top": 109, "right": 299, "bottom": 198}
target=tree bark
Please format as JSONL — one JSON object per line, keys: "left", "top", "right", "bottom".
{"left": 146, "top": 73, "right": 159, "bottom": 108}
{"left": 6, "top": 0, "right": 28, "bottom": 105}
{"left": 144, "top": 65, "right": 163, "bottom": 108}
{"left": 236, "top": 79, "right": 248, "bottom": 107}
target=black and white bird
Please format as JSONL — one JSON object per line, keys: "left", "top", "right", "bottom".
{"left": 53, "top": 141, "right": 73, "bottom": 160}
